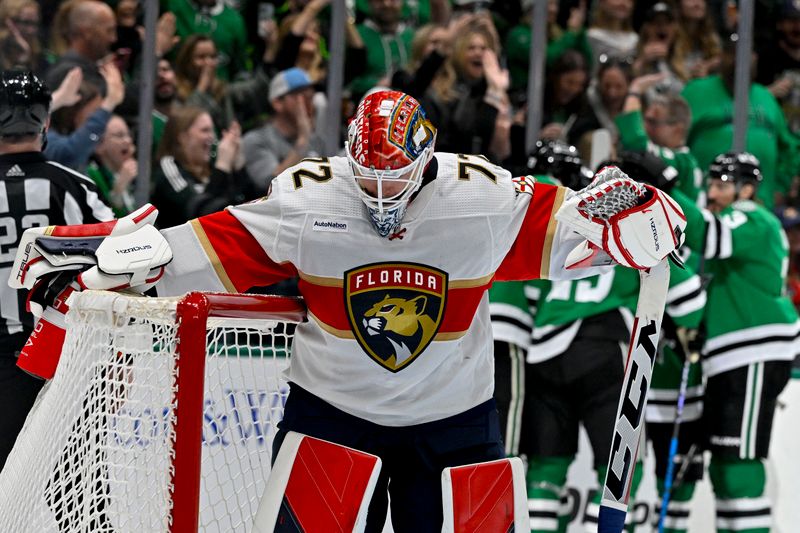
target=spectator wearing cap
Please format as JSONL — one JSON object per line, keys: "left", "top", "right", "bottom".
{"left": 242, "top": 68, "right": 325, "bottom": 192}
{"left": 632, "top": 2, "right": 686, "bottom": 92}
{"left": 682, "top": 33, "right": 800, "bottom": 210}
{"left": 756, "top": 0, "right": 800, "bottom": 134}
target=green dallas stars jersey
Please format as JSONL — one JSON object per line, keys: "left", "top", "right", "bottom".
{"left": 489, "top": 254, "right": 705, "bottom": 366}
{"left": 646, "top": 262, "right": 706, "bottom": 425}
{"left": 673, "top": 189, "right": 800, "bottom": 377}
{"left": 490, "top": 264, "right": 706, "bottom": 427}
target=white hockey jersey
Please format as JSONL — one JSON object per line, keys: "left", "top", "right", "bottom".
{"left": 158, "top": 153, "right": 605, "bottom": 425}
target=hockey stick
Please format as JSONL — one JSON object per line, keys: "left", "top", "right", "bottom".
{"left": 670, "top": 443, "right": 699, "bottom": 492}
{"left": 598, "top": 259, "right": 671, "bottom": 533}
{"left": 657, "top": 327, "right": 700, "bottom": 533}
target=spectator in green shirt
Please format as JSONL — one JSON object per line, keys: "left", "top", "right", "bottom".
{"left": 164, "top": 0, "right": 249, "bottom": 81}
{"left": 87, "top": 115, "right": 137, "bottom": 217}
{"left": 349, "top": 0, "right": 415, "bottom": 99}
{"left": 505, "top": 0, "right": 592, "bottom": 99}
{"left": 615, "top": 73, "right": 705, "bottom": 204}
{"left": 682, "top": 34, "right": 800, "bottom": 209}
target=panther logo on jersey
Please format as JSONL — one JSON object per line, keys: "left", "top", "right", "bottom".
{"left": 345, "top": 263, "right": 447, "bottom": 372}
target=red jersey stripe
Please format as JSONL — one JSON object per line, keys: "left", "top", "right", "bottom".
{"left": 194, "top": 210, "right": 296, "bottom": 292}
{"left": 495, "top": 182, "right": 565, "bottom": 281}
{"left": 299, "top": 274, "right": 492, "bottom": 335}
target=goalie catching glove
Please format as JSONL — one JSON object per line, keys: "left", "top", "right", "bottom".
{"left": 555, "top": 166, "right": 686, "bottom": 270}
{"left": 8, "top": 204, "right": 172, "bottom": 379}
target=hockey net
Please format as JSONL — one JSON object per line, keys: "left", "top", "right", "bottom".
{"left": 0, "top": 290, "right": 306, "bottom": 533}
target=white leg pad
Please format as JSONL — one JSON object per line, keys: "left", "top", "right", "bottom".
{"left": 252, "top": 431, "right": 382, "bottom": 532}
{"left": 441, "top": 457, "right": 530, "bottom": 533}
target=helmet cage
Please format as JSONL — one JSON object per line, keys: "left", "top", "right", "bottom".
{"left": 346, "top": 90, "right": 437, "bottom": 237}
{"left": 346, "top": 133, "right": 435, "bottom": 216}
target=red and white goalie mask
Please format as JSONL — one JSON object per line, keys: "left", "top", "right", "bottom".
{"left": 346, "top": 90, "right": 437, "bottom": 238}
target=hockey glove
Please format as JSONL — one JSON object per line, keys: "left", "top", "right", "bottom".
{"left": 17, "top": 274, "right": 80, "bottom": 380}
{"left": 555, "top": 166, "right": 686, "bottom": 270}
{"left": 9, "top": 204, "right": 172, "bottom": 380}
{"left": 10, "top": 204, "right": 172, "bottom": 292}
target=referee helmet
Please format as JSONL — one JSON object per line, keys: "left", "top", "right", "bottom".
{"left": 0, "top": 70, "right": 51, "bottom": 138}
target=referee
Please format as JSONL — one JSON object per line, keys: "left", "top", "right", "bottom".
{"left": 0, "top": 70, "right": 113, "bottom": 471}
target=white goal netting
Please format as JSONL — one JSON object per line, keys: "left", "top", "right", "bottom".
{"left": 0, "top": 291, "right": 303, "bottom": 533}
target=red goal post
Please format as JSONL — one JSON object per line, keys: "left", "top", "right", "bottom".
{"left": 0, "top": 290, "right": 306, "bottom": 533}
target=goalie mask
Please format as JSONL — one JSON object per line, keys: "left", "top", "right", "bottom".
{"left": 346, "top": 90, "right": 436, "bottom": 238}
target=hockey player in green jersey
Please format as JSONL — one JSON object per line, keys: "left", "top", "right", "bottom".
{"left": 491, "top": 145, "right": 706, "bottom": 532}
{"left": 492, "top": 140, "right": 627, "bottom": 532}
{"left": 490, "top": 140, "right": 591, "bottom": 458}
{"left": 671, "top": 152, "right": 796, "bottom": 533}
{"left": 615, "top": 73, "right": 705, "bottom": 205}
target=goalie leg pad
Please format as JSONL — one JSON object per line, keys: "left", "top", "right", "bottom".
{"left": 441, "top": 457, "right": 530, "bottom": 533}
{"left": 252, "top": 431, "right": 382, "bottom": 533}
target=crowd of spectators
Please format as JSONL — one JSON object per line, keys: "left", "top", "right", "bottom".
{"left": 6, "top": 0, "right": 800, "bottom": 303}
{"left": 3, "top": 0, "right": 800, "bottom": 527}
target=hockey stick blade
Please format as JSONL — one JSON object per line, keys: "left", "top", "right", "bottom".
{"left": 598, "top": 260, "right": 670, "bottom": 533}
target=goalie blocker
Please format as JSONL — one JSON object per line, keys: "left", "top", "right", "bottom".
{"left": 9, "top": 204, "right": 172, "bottom": 379}
{"left": 253, "top": 432, "right": 529, "bottom": 533}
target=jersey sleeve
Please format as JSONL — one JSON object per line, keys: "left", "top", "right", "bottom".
{"left": 665, "top": 261, "right": 706, "bottom": 328}
{"left": 495, "top": 181, "right": 611, "bottom": 281}
{"left": 156, "top": 179, "right": 297, "bottom": 296}
{"left": 672, "top": 188, "right": 761, "bottom": 261}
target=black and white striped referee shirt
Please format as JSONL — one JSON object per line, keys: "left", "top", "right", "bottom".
{"left": 0, "top": 151, "right": 114, "bottom": 355}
